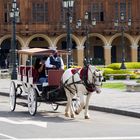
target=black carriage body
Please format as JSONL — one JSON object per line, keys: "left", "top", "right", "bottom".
{"left": 42, "top": 85, "right": 67, "bottom": 102}
{"left": 43, "top": 69, "right": 66, "bottom": 102}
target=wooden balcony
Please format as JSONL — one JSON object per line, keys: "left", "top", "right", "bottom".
{"left": 0, "top": 20, "right": 140, "bottom": 36}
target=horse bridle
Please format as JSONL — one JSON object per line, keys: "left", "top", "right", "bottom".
{"left": 63, "top": 65, "right": 102, "bottom": 94}
{"left": 84, "top": 65, "right": 103, "bottom": 88}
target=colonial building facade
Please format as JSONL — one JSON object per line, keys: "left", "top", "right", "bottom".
{"left": 0, "top": 0, "right": 140, "bottom": 68}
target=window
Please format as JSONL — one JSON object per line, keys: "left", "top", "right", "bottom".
{"left": 4, "top": 3, "right": 11, "bottom": 23}
{"left": 114, "top": 0, "right": 132, "bottom": 20}
{"left": 91, "top": 2, "right": 104, "bottom": 22}
{"left": 115, "top": 2, "right": 119, "bottom": 20}
{"left": 120, "top": 1, "right": 126, "bottom": 18}
{"left": 128, "top": 0, "right": 132, "bottom": 18}
{"left": 32, "top": 2, "right": 48, "bottom": 23}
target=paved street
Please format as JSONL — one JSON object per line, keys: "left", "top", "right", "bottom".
{"left": 1, "top": 78, "right": 140, "bottom": 139}
{"left": 1, "top": 94, "right": 140, "bottom": 140}
{"left": 0, "top": 78, "right": 140, "bottom": 118}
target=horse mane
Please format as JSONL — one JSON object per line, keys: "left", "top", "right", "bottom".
{"left": 80, "top": 65, "right": 96, "bottom": 92}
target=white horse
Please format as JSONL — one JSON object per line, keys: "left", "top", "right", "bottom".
{"left": 62, "top": 64, "right": 103, "bottom": 119}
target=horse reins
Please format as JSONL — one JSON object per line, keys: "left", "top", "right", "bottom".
{"left": 63, "top": 65, "right": 102, "bottom": 94}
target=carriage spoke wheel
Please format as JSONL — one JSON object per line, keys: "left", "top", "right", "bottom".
{"left": 9, "top": 81, "right": 16, "bottom": 112}
{"left": 51, "top": 103, "right": 59, "bottom": 111}
{"left": 16, "top": 86, "right": 22, "bottom": 96}
{"left": 28, "top": 87, "right": 37, "bottom": 116}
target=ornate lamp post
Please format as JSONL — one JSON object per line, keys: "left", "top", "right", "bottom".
{"left": 114, "top": 13, "right": 131, "bottom": 69}
{"left": 62, "top": 0, "right": 74, "bottom": 68}
{"left": 10, "top": 0, "right": 20, "bottom": 79}
{"left": 84, "top": 11, "right": 96, "bottom": 65}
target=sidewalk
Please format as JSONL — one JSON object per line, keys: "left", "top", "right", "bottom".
{"left": 0, "top": 78, "right": 140, "bottom": 118}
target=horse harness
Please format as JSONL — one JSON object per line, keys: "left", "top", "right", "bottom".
{"left": 63, "top": 65, "right": 102, "bottom": 95}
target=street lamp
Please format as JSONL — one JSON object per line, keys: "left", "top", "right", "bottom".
{"left": 62, "top": 0, "right": 74, "bottom": 68}
{"left": 114, "top": 13, "right": 131, "bottom": 69}
{"left": 84, "top": 11, "right": 96, "bottom": 65}
{"left": 10, "top": 0, "right": 20, "bottom": 79}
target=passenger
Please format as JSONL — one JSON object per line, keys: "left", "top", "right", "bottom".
{"left": 45, "top": 50, "right": 64, "bottom": 70}
{"left": 34, "top": 58, "right": 47, "bottom": 84}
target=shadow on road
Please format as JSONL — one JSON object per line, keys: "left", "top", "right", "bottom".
{"left": 0, "top": 110, "right": 78, "bottom": 123}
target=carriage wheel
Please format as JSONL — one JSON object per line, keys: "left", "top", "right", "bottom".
{"left": 51, "top": 103, "right": 59, "bottom": 111}
{"left": 9, "top": 81, "right": 16, "bottom": 112}
{"left": 16, "top": 86, "right": 22, "bottom": 96}
{"left": 28, "top": 87, "right": 37, "bottom": 116}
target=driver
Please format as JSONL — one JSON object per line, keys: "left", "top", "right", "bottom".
{"left": 45, "top": 50, "right": 64, "bottom": 70}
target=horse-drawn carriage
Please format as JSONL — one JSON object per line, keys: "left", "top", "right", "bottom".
{"left": 9, "top": 48, "right": 76, "bottom": 116}
{"left": 9, "top": 47, "right": 103, "bottom": 119}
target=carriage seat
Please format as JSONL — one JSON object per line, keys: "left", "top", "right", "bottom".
{"left": 48, "top": 69, "right": 64, "bottom": 86}
{"left": 18, "top": 66, "right": 39, "bottom": 83}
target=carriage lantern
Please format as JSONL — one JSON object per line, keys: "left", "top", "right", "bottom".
{"left": 9, "top": 0, "right": 20, "bottom": 79}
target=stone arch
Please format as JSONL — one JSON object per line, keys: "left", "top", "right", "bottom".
{"left": 25, "top": 34, "right": 53, "bottom": 48}
{"left": 80, "top": 33, "right": 106, "bottom": 65}
{"left": 135, "top": 36, "right": 140, "bottom": 45}
{"left": 109, "top": 33, "right": 134, "bottom": 46}
{"left": 0, "top": 35, "right": 24, "bottom": 48}
{"left": 110, "top": 33, "right": 134, "bottom": 63}
{"left": 0, "top": 35, "right": 24, "bottom": 68}
{"left": 54, "top": 34, "right": 81, "bottom": 66}
{"left": 81, "top": 33, "right": 107, "bottom": 46}
{"left": 54, "top": 33, "right": 80, "bottom": 48}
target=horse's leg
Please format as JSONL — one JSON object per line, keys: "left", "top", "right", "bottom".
{"left": 84, "top": 93, "right": 92, "bottom": 119}
{"left": 64, "top": 89, "right": 70, "bottom": 117}
{"left": 69, "top": 96, "right": 75, "bottom": 118}
{"left": 65, "top": 91, "right": 75, "bottom": 118}
{"left": 75, "top": 92, "right": 85, "bottom": 115}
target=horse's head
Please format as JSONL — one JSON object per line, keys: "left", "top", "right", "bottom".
{"left": 87, "top": 65, "right": 104, "bottom": 93}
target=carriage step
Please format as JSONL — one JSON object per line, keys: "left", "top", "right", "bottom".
{"left": 52, "top": 101, "right": 66, "bottom": 105}
{"left": 17, "top": 102, "right": 28, "bottom": 107}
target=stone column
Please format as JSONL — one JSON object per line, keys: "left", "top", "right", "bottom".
{"left": 77, "top": 46, "right": 84, "bottom": 67}
{"left": 131, "top": 45, "right": 138, "bottom": 62}
{"left": 21, "top": 47, "right": 29, "bottom": 65}
{"left": 104, "top": 45, "right": 112, "bottom": 65}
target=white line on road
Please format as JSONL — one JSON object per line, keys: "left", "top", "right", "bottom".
{"left": 0, "top": 117, "right": 47, "bottom": 128}
{"left": 0, "top": 133, "right": 17, "bottom": 139}
{"left": 16, "top": 137, "right": 140, "bottom": 140}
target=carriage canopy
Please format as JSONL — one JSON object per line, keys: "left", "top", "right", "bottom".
{"left": 18, "top": 48, "right": 70, "bottom": 56}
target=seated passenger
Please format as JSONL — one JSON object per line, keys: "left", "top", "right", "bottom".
{"left": 45, "top": 50, "right": 64, "bottom": 70}
{"left": 34, "top": 58, "right": 47, "bottom": 84}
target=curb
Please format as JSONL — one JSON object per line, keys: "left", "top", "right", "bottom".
{"left": 1, "top": 91, "right": 140, "bottom": 119}
{"left": 89, "top": 105, "right": 140, "bottom": 119}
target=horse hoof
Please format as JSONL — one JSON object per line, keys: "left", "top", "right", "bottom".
{"left": 71, "top": 114, "right": 75, "bottom": 118}
{"left": 65, "top": 113, "right": 69, "bottom": 117}
{"left": 85, "top": 116, "right": 90, "bottom": 119}
{"left": 75, "top": 111, "right": 79, "bottom": 115}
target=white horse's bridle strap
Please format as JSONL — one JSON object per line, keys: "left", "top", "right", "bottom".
{"left": 63, "top": 74, "right": 83, "bottom": 94}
